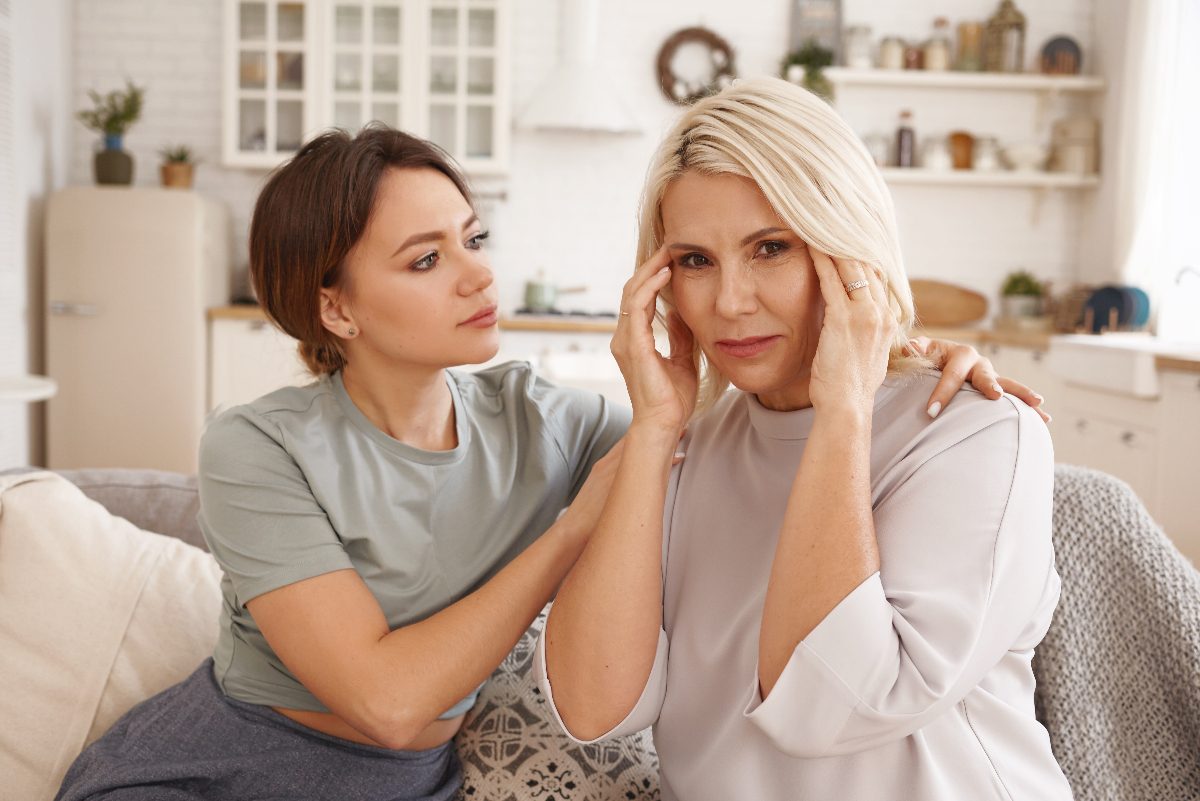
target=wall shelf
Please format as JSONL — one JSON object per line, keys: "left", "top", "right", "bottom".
{"left": 825, "top": 68, "right": 1105, "bottom": 93}
{"left": 880, "top": 168, "right": 1099, "bottom": 188}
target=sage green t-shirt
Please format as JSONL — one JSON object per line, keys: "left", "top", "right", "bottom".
{"left": 198, "top": 361, "right": 630, "bottom": 717}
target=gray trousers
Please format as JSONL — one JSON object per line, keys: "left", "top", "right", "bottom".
{"left": 55, "top": 659, "right": 462, "bottom": 801}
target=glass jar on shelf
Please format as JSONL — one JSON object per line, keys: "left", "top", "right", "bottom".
{"left": 903, "top": 43, "right": 924, "bottom": 70}
{"left": 956, "top": 22, "right": 984, "bottom": 71}
{"left": 924, "top": 17, "right": 952, "bottom": 71}
{"left": 879, "top": 37, "right": 905, "bottom": 70}
{"left": 843, "top": 25, "right": 873, "bottom": 69}
{"left": 895, "top": 110, "right": 916, "bottom": 168}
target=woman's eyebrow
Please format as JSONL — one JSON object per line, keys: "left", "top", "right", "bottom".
{"left": 391, "top": 214, "right": 480, "bottom": 257}
{"left": 738, "top": 226, "right": 788, "bottom": 246}
{"left": 666, "top": 226, "right": 789, "bottom": 253}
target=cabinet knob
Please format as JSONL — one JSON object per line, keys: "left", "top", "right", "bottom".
{"left": 1032, "top": 350, "right": 1044, "bottom": 362}
{"left": 249, "top": 319, "right": 267, "bottom": 331}
{"left": 1120, "top": 430, "right": 1136, "bottom": 445}
{"left": 1075, "top": 419, "right": 1088, "bottom": 433}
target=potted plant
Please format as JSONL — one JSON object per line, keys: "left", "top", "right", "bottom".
{"left": 781, "top": 39, "right": 834, "bottom": 101}
{"left": 159, "top": 144, "right": 196, "bottom": 189}
{"left": 1000, "top": 269, "right": 1045, "bottom": 318}
{"left": 77, "top": 79, "right": 145, "bottom": 185}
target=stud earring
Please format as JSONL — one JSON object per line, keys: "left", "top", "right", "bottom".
{"left": 347, "top": 327, "right": 356, "bottom": 337}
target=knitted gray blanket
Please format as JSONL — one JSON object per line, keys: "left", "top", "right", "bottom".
{"left": 1034, "top": 465, "right": 1200, "bottom": 801}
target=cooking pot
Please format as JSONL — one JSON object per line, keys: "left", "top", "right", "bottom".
{"left": 523, "top": 278, "right": 587, "bottom": 312}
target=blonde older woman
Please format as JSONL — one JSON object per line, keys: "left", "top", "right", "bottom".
{"left": 536, "top": 78, "right": 1073, "bottom": 801}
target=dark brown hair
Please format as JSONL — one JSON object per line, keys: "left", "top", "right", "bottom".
{"left": 248, "top": 124, "right": 472, "bottom": 375}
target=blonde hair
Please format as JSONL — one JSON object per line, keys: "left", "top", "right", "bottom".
{"left": 637, "top": 76, "right": 927, "bottom": 412}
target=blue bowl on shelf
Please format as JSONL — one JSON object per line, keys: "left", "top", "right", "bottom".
{"left": 1083, "top": 286, "right": 1135, "bottom": 333}
{"left": 1127, "top": 286, "right": 1150, "bottom": 328}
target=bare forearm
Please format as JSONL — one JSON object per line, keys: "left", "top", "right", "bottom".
{"left": 545, "top": 424, "right": 676, "bottom": 738}
{"left": 363, "top": 517, "right": 585, "bottom": 744}
{"left": 758, "top": 407, "right": 879, "bottom": 696}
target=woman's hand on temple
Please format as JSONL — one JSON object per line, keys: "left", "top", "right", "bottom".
{"left": 610, "top": 246, "right": 698, "bottom": 434}
{"left": 808, "top": 251, "right": 896, "bottom": 414}
{"left": 908, "top": 336, "right": 1051, "bottom": 423}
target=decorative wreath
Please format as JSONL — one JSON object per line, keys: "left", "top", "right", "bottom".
{"left": 655, "top": 26, "right": 737, "bottom": 106}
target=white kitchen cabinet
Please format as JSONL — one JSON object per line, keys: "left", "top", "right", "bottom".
{"left": 984, "top": 340, "right": 1200, "bottom": 565}
{"left": 223, "top": 1, "right": 321, "bottom": 167}
{"left": 1155, "top": 370, "right": 1200, "bottom": 560}
{"left": 208, "top": 316, "right": 312, "bottom": 412}
{"left": 982, "top": 343, "right": 1063, "bottom": 408}
{"left": 223, "top": 0, "right": 510, "bottom": 172}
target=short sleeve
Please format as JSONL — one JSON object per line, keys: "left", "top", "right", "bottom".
{"left": 528, "top": 373, "right": 632, "bottom": 503}
{"left": 744, "top": 398, "right": 1059, "bottom": 757}
{"left": 534, "top": 622, "right": 669, "bottom": 743}
{"left": 198, "top": 408, "right": 354, "bottom": 607}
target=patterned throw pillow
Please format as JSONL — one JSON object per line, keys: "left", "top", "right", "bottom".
{"left": 455, "top": 607, "right": 661, "bottom": 800}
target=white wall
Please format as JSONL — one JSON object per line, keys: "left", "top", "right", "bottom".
{"left": 3, "top": 0, "right": 72, "bottom": 467}
{"left": 66, "top": 1, "right": 1108, "bottom": 314}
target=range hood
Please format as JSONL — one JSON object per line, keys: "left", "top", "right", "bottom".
{"left": 517, "top": 0, "right": 641, "bottom": 134}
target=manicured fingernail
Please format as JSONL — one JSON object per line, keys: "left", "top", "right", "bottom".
{"left": 1033, "top": 393, "right": 1045, "bottom": 402}
{"left": 927, "top": 401, "right": 942, "bottom": 419}
{"left": 992, "top": 383, "right": 1003, "bottom": 394}
{"left": 659, "top": 267, "right": 671, "bottom": 274}
{"left": 674, "top": 451, "right": 686, "bottom": 459}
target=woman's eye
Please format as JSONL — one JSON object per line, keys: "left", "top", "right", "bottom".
{"left": 677, "top": 252, "right": 710, "bottom": 269}
{"left": 412, "top": 251, "right": 439, "bottom": 271}
{"left": 756, "top": 240, "right": 788, "bottom": 258}
{"left": 466, "top": 230, "right": 491, "bottom": 250}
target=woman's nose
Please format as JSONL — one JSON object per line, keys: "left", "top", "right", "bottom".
{"left": 458, "top": 255, "right": 494, "bottom": 296}
{"left": 714, "top": 270, "right": 758, "bottom": 318}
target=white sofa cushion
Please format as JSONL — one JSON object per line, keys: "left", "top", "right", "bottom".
{"left": 0, "top": 471, "right": 222, "bottom": 801}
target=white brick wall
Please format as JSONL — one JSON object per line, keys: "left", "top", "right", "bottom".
{"left": 67, "top": 0, "right": 1106, "bottom": 318}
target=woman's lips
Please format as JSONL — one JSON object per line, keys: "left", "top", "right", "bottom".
{"left": 459, "top": 305, "right": 498, "bottom": 327}
{"left": 715, "top": 335, "right": 781, "bottom": 358}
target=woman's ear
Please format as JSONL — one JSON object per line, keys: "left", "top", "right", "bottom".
{"left": 319, "top": 288, "right": 357, "bottom": 339}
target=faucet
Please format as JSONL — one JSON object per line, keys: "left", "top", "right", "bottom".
{"left": 1176, "top": 266, "right": 1200, "bottom": 284}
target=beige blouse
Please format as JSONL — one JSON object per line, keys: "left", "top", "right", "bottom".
{"left": 536, "top": 372, "right": 1074, "bottom": 801}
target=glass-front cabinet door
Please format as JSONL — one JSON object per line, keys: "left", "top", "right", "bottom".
{"left": 327, "top": 1, "right": 406, "bottom": 133}
{"left": 224, "top": 0, "right": 509, "bottom": 173}
{"left": 224, "top": 0, "right": 319, "bottom": 167}
{"left": 422, "top": 0, "right": 507, "bottom": 173}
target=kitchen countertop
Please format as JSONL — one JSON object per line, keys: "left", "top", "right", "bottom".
{"left": 207, "top": 304, "right": 621, "bottom": 333}
{"left": 206, "top": 307, "right": 1200, "bottom": 373}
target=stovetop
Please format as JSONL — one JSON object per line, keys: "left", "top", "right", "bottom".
{"left": 511, "top": 308, "right": 618, "bottom": 319}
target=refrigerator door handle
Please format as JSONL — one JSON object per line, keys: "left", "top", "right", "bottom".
{"left": 49, "top": 301, "right": 102, "bottom": 316}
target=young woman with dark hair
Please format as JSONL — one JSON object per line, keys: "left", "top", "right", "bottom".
{"left": 55, "top": 124, "right": 1045, "bottom": 801}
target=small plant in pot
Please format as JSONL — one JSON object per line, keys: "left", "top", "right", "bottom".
{"left": 159, "top": 144, "right": 197, "bottom": 189}
{"left": 1000, "top": 269, "right": 1045, "bottom": 318}
{"left": 77, "top": 79, "right": 146, "bottom": 185}
{"left": 781, "top": 39, "right": 834, "bottom": 101}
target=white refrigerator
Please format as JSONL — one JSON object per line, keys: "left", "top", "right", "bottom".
{"left": 44, "top": 187, "right": 230, "bottom": 472}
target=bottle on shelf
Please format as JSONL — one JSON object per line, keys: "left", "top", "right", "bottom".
{"left": 895, "top": 110, "right": 916, "bottom": 168}
{"left": 924, "top": 18, "right": 952, "bottom": 71}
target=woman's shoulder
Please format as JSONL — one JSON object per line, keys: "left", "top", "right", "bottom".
{"left": 453, "top": 360, "right": 618, "bottom": 421}
{"left": 201, "top": 379, "right": 334, "bottom": 456}
{"left": 880, "top": 369, "right": 1051, "bottom": 458}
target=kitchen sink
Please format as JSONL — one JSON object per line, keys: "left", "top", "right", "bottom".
{"left": 1047, "top": 333, "right": 1200, "bottom": 398}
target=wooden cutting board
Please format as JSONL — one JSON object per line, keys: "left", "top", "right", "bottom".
{"left": 909, "top": 279, "right": 989, "bottom": 327}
